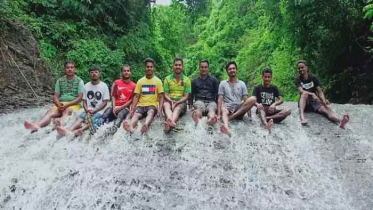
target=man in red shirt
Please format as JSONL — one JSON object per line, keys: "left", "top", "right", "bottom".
{"left": 97, "top": 65, "right": 135, "bottom": 134}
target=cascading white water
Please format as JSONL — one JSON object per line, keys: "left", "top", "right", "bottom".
{"left": 0, "top": 103, "right": 372, "bottom": 210}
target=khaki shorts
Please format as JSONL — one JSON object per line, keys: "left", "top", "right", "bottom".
{"left": 193, "top": 100, "right": 217, "bottom": 115}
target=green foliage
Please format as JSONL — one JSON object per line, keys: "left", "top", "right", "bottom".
{"left": 2, "top": 0, "right": 372, "bottom": 103}
{"left": 66, "top": 39, "right": 123, "bottom": 85}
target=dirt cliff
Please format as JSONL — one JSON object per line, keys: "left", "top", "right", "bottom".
{"left": 0, "top": 18, "right": 53, "bottom": 113}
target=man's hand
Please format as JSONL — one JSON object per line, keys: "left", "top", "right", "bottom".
{"left": 268, "top": 104, "right": 276, "bottom": 114}
{"left": 56, "top": 102, "right": 64, "bottom": 112}
{"left": 216, "top": 114, "right": 221, "bottom": 120}
{"left": 310, "top": 93, "right": 318, "bottom": 101}
{"left": 113, "top": 105, "right": 123, "bottom": 116}
{"left": 61, "top": 103, "right": 70, "bottom": 112}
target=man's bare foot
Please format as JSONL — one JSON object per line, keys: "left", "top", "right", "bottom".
{"left": 24, "top": 121, "right": 39, "bottom": 131}
{"left": 339, "top": 114, "right": 349, "bottom": 129}
{"left": 300, "top": 117, "right": 308, "bottom": 126}
{"left": 164, "top": 120, "right": 171, "bottom": 134}
{"left": 123, "top": 121, "right": 134, "bottom": 133}
{"left": 207, "top": 116, "right": 217, "bottom": 125}
{"left": 167, "top": 118, "right": 176, "bottom": 128}
{"left": 140, "top": 124, "right": 149, "bottom": 134}
{"left": 73, "top": 129, "right": 84, "bottom": 136}
{"left": 265, "top": 119, "right": 273, "bottom": 134}
{"left": 247, "top": 110, "right": 252, "bottom": 121}
{"left": 220, "top": 124, "right": 232, "bottom": 137}
{"left": 52, "top": 119, "right": 62, "bottom": 130}
{"left": 56, "top": 126, "right": 69, "bottom": 136}
{"left": 192, "top": 111, "right": 199, "bottom": 125}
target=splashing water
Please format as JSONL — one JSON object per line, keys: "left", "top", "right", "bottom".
{"left": 0, "top": 103, "right": 372, "bottom": 210}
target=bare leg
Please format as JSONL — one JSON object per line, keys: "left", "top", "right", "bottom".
{"left": 299, "top": 92, "right": 308, "bottom": 125}
{"left": 24, "top": 109, "right": 62, "bottom": 131}
{"left": 220, "top": 108, "right": 231, "bottom": 136}
{"left": 192, "top": 109, "right": 202, "bottom": 125}
{"left": 317, "top": 105, "right": 340, "bottom": 123}
{"left": 317, "top": 106, "right": 349, "bottom": 128}
{"left": 56, "top": 118, "right": 84, "bottom": 136}
{"left": 163, "top": 102, "right": 176, "bottom": 127}
{"left": 164, "top": 119, "right": 172, "bottom": 133}
{"left": 72, "top": 124, "right": 89, "bottom": 136}
{"left": 228, "top": 97, "right": 256, "bottom": 120}
{"left": 123, "top": 113, "right": 142, "bottom": 133}
{"left": 171, "top": 105, "right": 183, "bottom": 125}
{"left": 267, "top": 108, "right": 291, "bottom": 123}
{"left": 141, "top": 109, "right": 155, "bottom": 133}
{"left": 206, "top": 107, "right": 217, "bottom": 125}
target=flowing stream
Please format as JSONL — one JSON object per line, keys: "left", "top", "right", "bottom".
{"left": 0, "top": 103, "right": 372, "bottom": 210}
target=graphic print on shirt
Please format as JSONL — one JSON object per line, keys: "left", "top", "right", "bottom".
{"left": 87, "top": 90, "right": 102, "bottom": 108}
{"left": 260, "top": 92, "right": 274, "bottom": 106}
{"left": 301, "top": 81, "right": 314, "bottom": 90}
{"left": 142, "top": 85, "right": 156, "bottom": 95}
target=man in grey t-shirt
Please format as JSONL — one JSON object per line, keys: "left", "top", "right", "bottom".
{"left": 217, "top": 61, "right": 256, "bottom": 136}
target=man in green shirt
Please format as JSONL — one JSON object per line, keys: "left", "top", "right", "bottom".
{"left": 163, "top": 58, "right": 191, "bottom": 133}
{"left": 24, "top": 61, "right": 84, "bottom": 132}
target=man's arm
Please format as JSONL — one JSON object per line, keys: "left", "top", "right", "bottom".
{"left": 158, "top": 92, "right": 164, "bottom": 116}
{"left": 83, "top": 100, "right": 89, "bottom": 113}
{"left": 188, "top": 80, "right": 196, "bottom": 108}
{"left": 64, "top": 93, "right": 83, "bottom": 107}
{"left": 175, "top": 93, "right": 189, "bottom": 106}
{"left": 316, "top": 86, "right": 328, "bottom": 104}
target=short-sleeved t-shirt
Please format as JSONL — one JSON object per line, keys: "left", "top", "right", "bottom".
{"left": 163, "top": 74, "right": 191, "bottom": 100}
{"left": 112, "top": 79, "right": 136, "bottom": 106}
{"left": 54, "top": 75, "right": 84, "bottom": 102}
{"left": 191, "top": 75, "right": 219, "bottom": 102}
{"left": 294, "top": 74, "right": 320, "bottom": 94}
{"left": 252, "top": 84, "right": 280, "bottom": 106}
{"left": 218, "top": 79, "right": 248, "bottom": 110}
{"left": 83, "top": 81, "right": 110, "bottom": 114}
{"left": 135, "top": 76, "right": 164, "bottom": 107}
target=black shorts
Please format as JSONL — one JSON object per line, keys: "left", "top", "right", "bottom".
{"left": 298, "top": 100, "right": 322, "bottom": 112}
{"left": 256, "top": 106, "right": 281, "bottom": 116}
{"left": 227, "top": 102, "right": 246, "bottom": 120}
{"left": 135, "top": 106, "right": 158, "bottom": 118}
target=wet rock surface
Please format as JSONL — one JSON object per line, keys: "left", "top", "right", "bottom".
{"left": 0, "top": 103, "right": 372, "bottom": 209}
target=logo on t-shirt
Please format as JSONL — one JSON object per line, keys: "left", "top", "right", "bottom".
{"left": 87, "top": 90, "right": 102, "bottom": 108}
{"left": 142, "top": 85, "right": 156, "bottom": 95}
{"left": 301, "top": 82, "right": 314, "bottom": 90}
{"left": 260, "top": 92, "right": 274, "bottom": 106}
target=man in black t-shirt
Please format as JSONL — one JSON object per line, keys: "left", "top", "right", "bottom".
{"left": 252, "top": 68, "right": 291, "bottom": 132}
{"left": 189, "top": 60, "right": 220, "bottom": 125}
{"left": 295, "top": 60, "right": 349, "bottom": 128}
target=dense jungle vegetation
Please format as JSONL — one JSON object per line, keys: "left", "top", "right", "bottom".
{"left": 1, "top": 0, "right": 373, "bottom": 103}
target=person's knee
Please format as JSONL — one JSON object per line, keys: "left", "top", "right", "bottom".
{"left": 284, "top": 108, "right": 291, "bottom": 116}
{"left": 245, "top": 96, "right": 256, "bottom": 105}
{"left": 301, "top": 92, "right": 308, "bottom": 100}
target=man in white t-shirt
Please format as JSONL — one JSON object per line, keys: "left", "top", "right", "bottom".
{"left": 56, "top": 65, "right": 110, "bottom": 136}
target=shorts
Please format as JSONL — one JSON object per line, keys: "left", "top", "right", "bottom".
{"left": 193, "top": 100, "right": 217, "bottom": 115}
{"left": 52, "top": 102, "right": 81, "bottom": 111}
{"left": 176, "top": 102, "right": 187, "bottom": 116}
{"left": 298, "top": 100, "right": 322, "bottom": 112}
{"left": 79, "top": 111, "right": 102, "bottom": 126}
{"left": 135, "top": 106, "right": 158, "bottom": 118}
{"left": 226, "top": 102, "right": 246, "bottom": 120}
{"left": 256, "top": 106, "right": 282, "bottom": 116}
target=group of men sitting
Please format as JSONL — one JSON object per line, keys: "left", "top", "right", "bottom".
{"left": 24, "top": 58, "right": 349, "bottom": 137}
